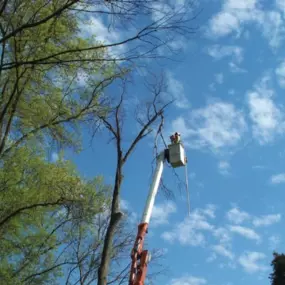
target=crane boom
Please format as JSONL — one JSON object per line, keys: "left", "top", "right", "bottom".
{"left": 129, "top": 133, "right": 187, "bottom": 285}
{"left": 141, "top": 151, "right": 165, "bottom": 224}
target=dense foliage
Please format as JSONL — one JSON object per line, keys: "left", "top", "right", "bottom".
{"left": 0, "top": 1, "right": 195, "bottom": 284}
{"left": 270, "top": 252, "right": 285, "bottom": 285}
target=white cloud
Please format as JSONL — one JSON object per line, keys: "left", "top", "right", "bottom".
{"left": 227, "top": 205, "right": 281, "bottom": 227}
{"left": 55, "top": 207, "right": 68, "bottom": 218}
{"left": 229, "top": 89, "right": 236, "bottom": 95}
{"left": 207, "top": 0, "right": 285, "bottom": 48}
{"left": 227, "top": 206, "right": 280, "bottom": 227}
{"left": 120, "top": 199, "right": 138, "bottom": 224}
{"left": 151, "top": 3, "right": 170, "bottom": 22}
{"left": 229, "top": 62, "right": 247, "bottom": 73}
{"left": 209, "top": 82, "right": 216, "bottom": 92}
{"left": 276, "top": 61, "right": 285, "bottom": 88}
{"left": 276, "top": 0, "right": 285, "bottom": 13}
{"left": 82, "top": 17, "right": 120, "bottom": 44}
{"left": 150, "top": 2, "right": 189, "bottom": 55}
{"left": 229, "top": 225, "right": 261, "bottom": 241}
{"left": 218, "top": 161, "right": 230, "bottom": 175}
{"left": 226, "top": 207, "right": 250, "bottom": 224}
{"left": 80, "top": 17, "right": 125, "bottom": 57}
{"left": 260, "top": 11, "right": 285, "bottom": 49}
{"left": 180, "top": 101, "right": 247, "bottom": 150}
{"left": 208, "top": 11, "right": 240, "bottom": 37}
{"left": 206, "top": 45, "right": 243, "bottom": 63}
{"left": 120, "top": 199, "right": 130, "bottom": 211}
{"left": 252, "top": 165, "right": 266, "bottom": 170}
{"left": 215, "top": 73, "right": 224, "bottom": 84}
{"left": 269, "top": 235, "right": 281, "bottom": 249}
{"left": 151, "top": 1, "right": 187, "bottom": 22}
{"left": 168, "top": 39, "right": 188, "bottom": 51}
{"left": 162, "top": 208, "right": 214, "bottom": 246}
{"left": 212, "top": 244, "right": 234, "bottom": 260}
{"left": 270, "top": 173, "right": 285, "bottom": 184}
{"left": 238, "top": 252, "right": 268, "bottom": 273}
{"left": 171, "top": 117, "right": 196, "bottom": 145}
{"left": 151, "top": 201, "right": 177, "bottom": 226}
{"left": 214, "top": 227, "right": 232, "bottom": 244}
{"left": 247, "top": 78, "right": 285, "bottom": 144}
{"left": 189, "top": 172, "right": 196, "bottom": 180}
{"left": 166, "top": 72, "right": 190, "bottom": 109}
{"left": 225, "top": 0, "right": 257, "bottom": 10}
{"left": 206, "top": 253, "right": 217, "bottom": 263}
{"left": 77, "top": 71, "right": 88, "bottom": 86}
{"left": 225, "top": 0, "right": 257, "bottom": 9}
{"left": 162, "top": 203, "right": 281, "bottom": 263}
{"left": 207, "top": 0, "right": 260, "bottom": 37}
{"left": 51, "top": 152, "right": 59, "bottom": 162}
{"left": 169, "top": 276, "right": 207, "bottom": 285}
{"left": 201, "top": 204, "right": 216, "bottom": 219}
{"left": 253, "top": 214, "right": 281, "bottom": 227}
{"left": 171, "top": 102, "right": 247, "bottom": 151}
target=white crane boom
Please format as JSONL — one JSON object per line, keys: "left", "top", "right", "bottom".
{"left": 141, "top": 151, "right": 165, "bottom": 224}
{"left": 129, "top": 132, "right": 187, "bottom": 285}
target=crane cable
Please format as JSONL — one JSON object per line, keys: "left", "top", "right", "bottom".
{"left": 185, "top": 161, "right": 190, "bottom": 217}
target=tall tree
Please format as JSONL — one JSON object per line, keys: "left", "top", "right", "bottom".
{"left": 0, "top": 0, "right": 198, "bottom": 158}
{"left": 97, "top": 75, "right": 172, "bottom": 285}
{"left": 270, "top": 252, "right": 285, "bottom": 285}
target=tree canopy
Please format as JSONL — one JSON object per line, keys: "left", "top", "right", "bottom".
{"left": 270, "top": 252, "right": 285, "bottom": 285}
{"left": 0, "top": 145, "right": 107, "bottom": 284}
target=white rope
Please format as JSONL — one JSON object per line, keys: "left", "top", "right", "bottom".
{"left": 185, "top": 162, "right": 190, "bottom": 217}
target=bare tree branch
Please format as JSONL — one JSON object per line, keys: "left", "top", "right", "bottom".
{"left": 97, "top": 74, "right": 173, "bottom": 285}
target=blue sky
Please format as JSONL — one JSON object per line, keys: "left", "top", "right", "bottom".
{"left": 63, "top": 0, "right": 285, "bottom": 284}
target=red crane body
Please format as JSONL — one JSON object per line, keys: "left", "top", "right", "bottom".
{"left": 129, "top": 223, "right": 149, "bottom": 285}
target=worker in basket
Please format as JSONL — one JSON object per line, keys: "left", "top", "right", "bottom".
{"left": 170, "top": 132, "right": 181, "bottom": 144}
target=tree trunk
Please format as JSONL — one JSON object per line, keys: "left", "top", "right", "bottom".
{"left": 97, "top": 157, "right": 124, "bottom": 285}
